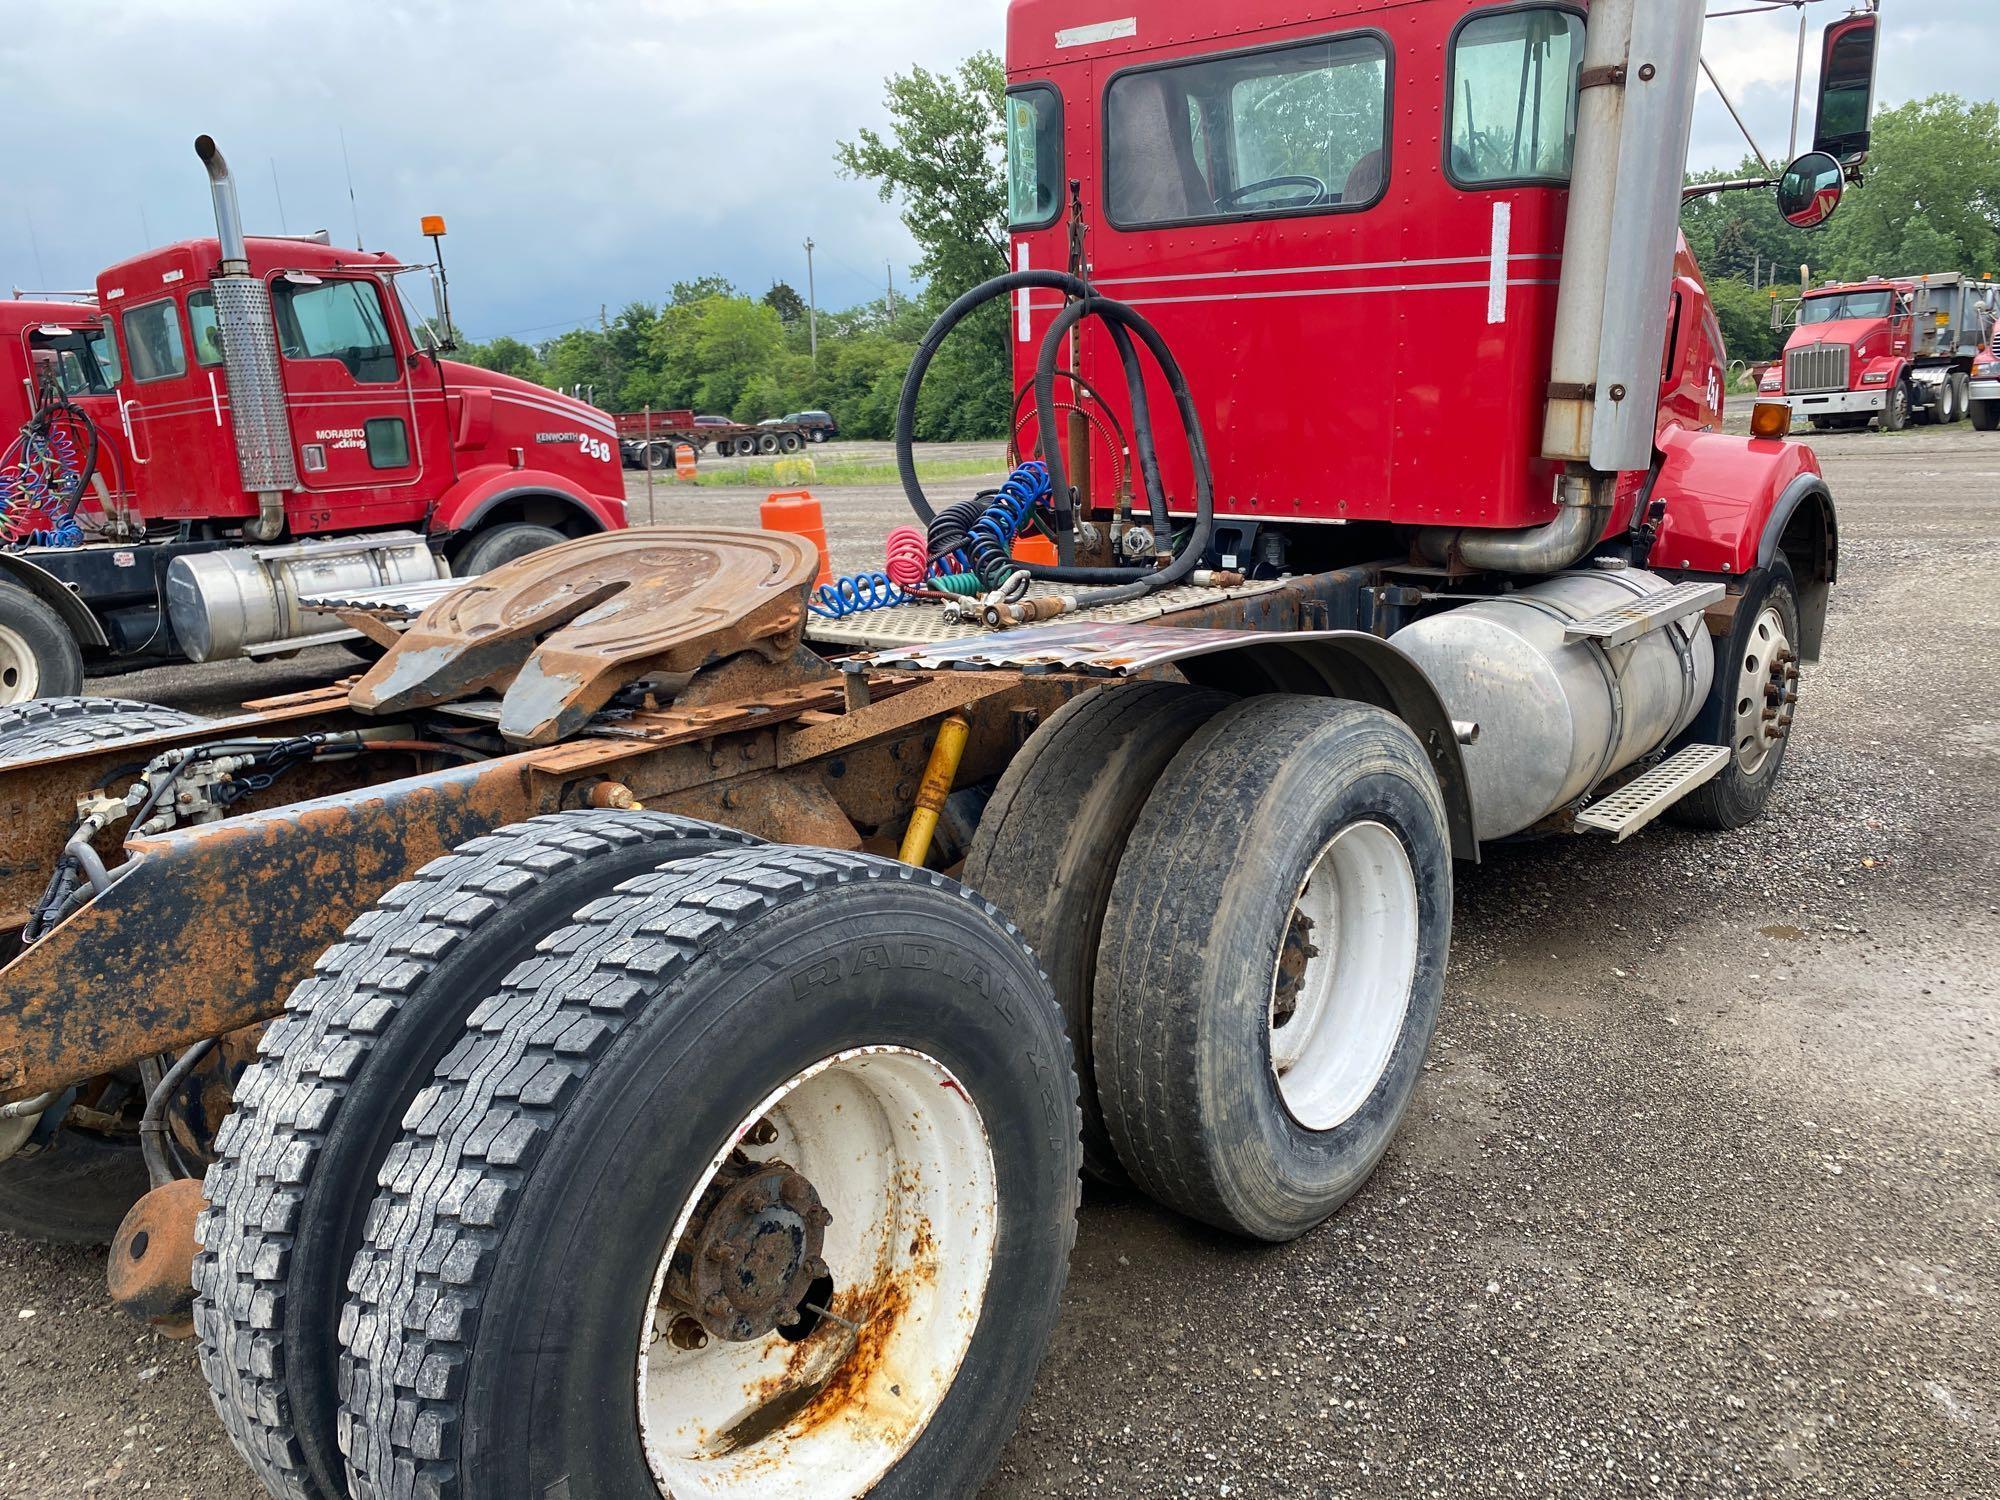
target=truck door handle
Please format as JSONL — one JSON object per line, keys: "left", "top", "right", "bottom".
{"left": 121, "top": 399, "right": 149, "bottom": 463}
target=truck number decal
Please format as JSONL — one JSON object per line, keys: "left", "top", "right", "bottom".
{"left": 577, "top": 434, "right": 613, "bottom": 463}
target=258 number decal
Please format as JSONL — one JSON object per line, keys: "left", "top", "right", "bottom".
{"left": 578, "top": 434, "right": 614, "bottom": 463}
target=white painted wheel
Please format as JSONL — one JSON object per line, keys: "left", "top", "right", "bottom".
{"left": 0, "top": 622, "right": 38, "bottom": 704}
{"left": 1267, "top": 820, "right": 1420, "bottom": 1132}
{"left": 636, "top": 1046, "right": 998, "bottom": 1500}
{"left": 1731, "top": 603, "right": 1796, "bottom": 776}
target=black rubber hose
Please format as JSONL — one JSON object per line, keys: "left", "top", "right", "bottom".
{"left": 897, "top": 269, "right": 1091, "bottom": 527}
{"left": 896, "top": 270, "right": 1211, "bottom": 595}
{"left": 140, "top": 1037, "right": 218, "bottom": 1188}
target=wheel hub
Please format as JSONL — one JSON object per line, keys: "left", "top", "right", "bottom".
{"left": 1732, "top": 605, "right": 1798, "bottom": 775}
{"left": 0, "top": 622, "right": 38, "bottom": 703}
{"left": 662, "top": 1157, "right": 832, "bottom": 1343}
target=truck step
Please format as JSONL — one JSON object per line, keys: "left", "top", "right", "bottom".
{"left": 1575, "top": 745, "right": 1731, "bottom": 841}
{"left": 1562, "top": 580, "right": 1725, "bottom": 648}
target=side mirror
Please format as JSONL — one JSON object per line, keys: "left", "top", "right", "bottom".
{"left": 1812, "top": 15, "right": 1879, "bottom": 165}
{"left": 1777, "top": 152, "right": 1844, "bottom": 230}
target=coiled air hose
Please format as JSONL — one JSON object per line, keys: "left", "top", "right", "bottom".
{"left": 896, "top": 270, "right": 1215, "bottom": 612}
{"left": 1, "top": 391, "right": 100, "bottom": 548}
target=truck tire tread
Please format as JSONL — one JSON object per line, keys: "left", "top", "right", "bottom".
{"left": 195, "top": 811, "right": 754, "bottom": 1500}
{"left": 0, "top": 702, "right": 200, "bottom": 764}
{"left": 337, "top": 846, "right": 1080, "bottom": 1500}
{"left": 962, "top": 681, "right": 1233, "bottom": 1182}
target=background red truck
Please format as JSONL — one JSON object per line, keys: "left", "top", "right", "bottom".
{"left": 0, "top": 139, "right": 626, "bottom": 705}
{"left": 1759, "top": 272, "right": 2000, "bottom": 431}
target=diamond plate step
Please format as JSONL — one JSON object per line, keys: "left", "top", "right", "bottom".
{"left": 1562, "top": 581, "right": 1725, "bottom": 648}
{"left": 1575, "top": 745, "right": 1731, "bottom": 841}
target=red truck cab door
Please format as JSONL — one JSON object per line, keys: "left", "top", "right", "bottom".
{"left": 109, "top": 283, "right": 255, "bottom": 525}
{"left": 260, "top": 272, "right": 424, "bottom": 531}
{"left": 1889, "top": 292, "right": 1913, "bottom": 359}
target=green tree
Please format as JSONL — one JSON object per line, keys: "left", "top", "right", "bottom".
{"left": 764, "top": 281, "right": 808, "bottom": 325}
{"left": 1817, "top": 95, "right": 2000, "bottom": 279}
{"left": 1706, "top": 277, "right": 1785, "bottom": 365}
{"left": 838, "top": 52, "right": 1012, "bottom": 439}
{"left": 459, "top": 335, "right": 546, "bottom": 384}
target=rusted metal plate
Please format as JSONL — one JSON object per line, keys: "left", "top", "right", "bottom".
{"left": 0, "top": 761, "right": 536, "bottom": 1099}
{"left": 350, "top": 529, "right": 820, "bottom": 746}
{"left": 852, "top": 621, "right": 1384, "bottom": 676}
{"left": 0, "top": 693, "right": 376, "bottom": 931}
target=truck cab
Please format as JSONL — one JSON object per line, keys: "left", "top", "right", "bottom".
{"left": 0, "top": 300, "right": 139, "bottom": 528}
{"left": 1005, "top": 0, "right": 1735, "bottom": 558}
{"left": 95, "top": 236, "right": 626, "bottom": 546}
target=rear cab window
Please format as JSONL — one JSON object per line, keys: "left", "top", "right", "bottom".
{"left": 1447, "top": 8, "right": 1587, "bottom": 186}
{"left": 1105, "top": 33, "right": 1390, "bottom": 230}
{"left": 122, "top": 298, "right": 188, "bottom": 382}
{"left": 1007, "top": 85, "right": 1065, "bottom": 230}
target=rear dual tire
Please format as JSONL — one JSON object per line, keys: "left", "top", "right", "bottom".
{"left": 197, "top": 812, "right": 756, "bottom": 1500}
{"left": 338, "top": 848, "right": 1079, "bottom": 1500}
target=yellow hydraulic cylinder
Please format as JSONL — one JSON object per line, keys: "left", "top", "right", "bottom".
{"left": 898, "top": 713, "right": 972, "bottom": 867}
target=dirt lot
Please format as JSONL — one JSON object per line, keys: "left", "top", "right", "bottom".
{"left": 3, "top": 426, "right": 1995, "bottom": 1497}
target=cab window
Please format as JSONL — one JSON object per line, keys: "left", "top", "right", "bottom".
{"left": 123, "top": 298, "right": 187, "bottom": 382}
{"left": 1006, "top": 85, "right": 1064, "bottom": 230}
{"left": 1105, "top": 34, "right": 1390, "bottom": 229}
{"left": 187, "top": 290, "right": 225, "bottom": 367}
{"left": 1447, "top": 9, "right": 1586, "bottom": 186}
{"left": 272, "top": 276, "right": 401, "bottom": 383}
{"left": 27, "top": 328, "right": 111, "bottom": 397}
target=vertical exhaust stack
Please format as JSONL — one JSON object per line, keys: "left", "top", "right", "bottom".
{"left": 195, "top": 135, "right": 297, "bottom": 542}
{"left": 1425, "top": 0, "right": 1704, "bottom": 576}
{"left": 1541, "top": 0, "right": 1704, "bottom": 473}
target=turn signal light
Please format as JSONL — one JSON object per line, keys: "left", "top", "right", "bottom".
{"left": 1750, "top": 401, "right": 1792, "bottom": 440}
{"left": 420, "top": 214, "right": 448, "bottom": 237}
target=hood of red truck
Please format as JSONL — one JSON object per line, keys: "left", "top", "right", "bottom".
{"left": 1786, "top": 317, "right": 1885, "bottom": 353}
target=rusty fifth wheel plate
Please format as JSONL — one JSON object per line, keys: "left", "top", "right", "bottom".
{"left": 350, "top": 529, "right": 819, "bottom": 744}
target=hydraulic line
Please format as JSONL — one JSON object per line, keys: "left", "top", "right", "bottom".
{"left": 896, "top": 269, "right": 1214, "bottom": 611}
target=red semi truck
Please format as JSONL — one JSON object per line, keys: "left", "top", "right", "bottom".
{"left": 1759, "top": 271, "right": 2000, "bottom": 430}
{"left": 0, "top": 3, "right": 1880, "bottom": 1498}
{"left": 0, "top": 140, "right": 626, "bottom": 705}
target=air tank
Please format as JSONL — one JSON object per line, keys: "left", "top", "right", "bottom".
{"left": 1390, "top": 568, "right": 1714, "bottom": 842}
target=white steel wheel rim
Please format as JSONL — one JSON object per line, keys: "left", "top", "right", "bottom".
{"left": 636, "top": 1047, "right": 998, "bottom": 1500}
{"left": 1268, "top": 821, "right": 1420, "bottom": 1132}
{"left": 1732, "top": 604, "right": 1792, "bottom": 775}
{"left": 0, "top": 622, "right": 37, "bottom": 704}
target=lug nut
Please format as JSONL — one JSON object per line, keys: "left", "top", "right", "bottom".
{"left": 779, "top": 1173, "right": 814, "bottom": 1210}
{"left": 805, "top": 1205, "right": 833, "bottom": 1230}
{"left": 743, "top": 1118, "right": 779, "bottom": 1147}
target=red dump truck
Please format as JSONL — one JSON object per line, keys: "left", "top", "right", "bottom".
{"left": 0, "top": 3, "right": 1874, "bottom": 1497}
{"left": 0, "top": 140, "right": 626, "bottom": 706}
{"left": 1760, "top": 271, "right": 2000, "bottom": 429}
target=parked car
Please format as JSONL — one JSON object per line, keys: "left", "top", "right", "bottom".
{"left": 783, "top": 410, "right": 838, "bottom": 443}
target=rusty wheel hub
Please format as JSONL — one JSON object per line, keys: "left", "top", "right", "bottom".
{"left": 662, "top": 1157, "right": 832, "bottom": 1343}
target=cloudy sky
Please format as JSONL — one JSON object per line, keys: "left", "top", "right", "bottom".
{"left": 3, "top": 2, "right": 1992, "bottom": 343}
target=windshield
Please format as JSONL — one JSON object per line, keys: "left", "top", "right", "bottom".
{"left": 1801, "top": 290, "right": 1894, "bottom": 324}
{"left": 28, "top": 326, "right": 115, "bottom": 396}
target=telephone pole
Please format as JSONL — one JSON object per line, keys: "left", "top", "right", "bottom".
{"left": 804, "top": 238, "right": 819, "bottom": 368}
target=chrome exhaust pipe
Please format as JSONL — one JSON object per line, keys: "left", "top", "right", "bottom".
{"left": 193, "top": 135, "right": 295, "bottom": 542}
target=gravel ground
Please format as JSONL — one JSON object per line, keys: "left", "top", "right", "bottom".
{"left": 5, "top": 425, "right": 1995, "bottom": 1498}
